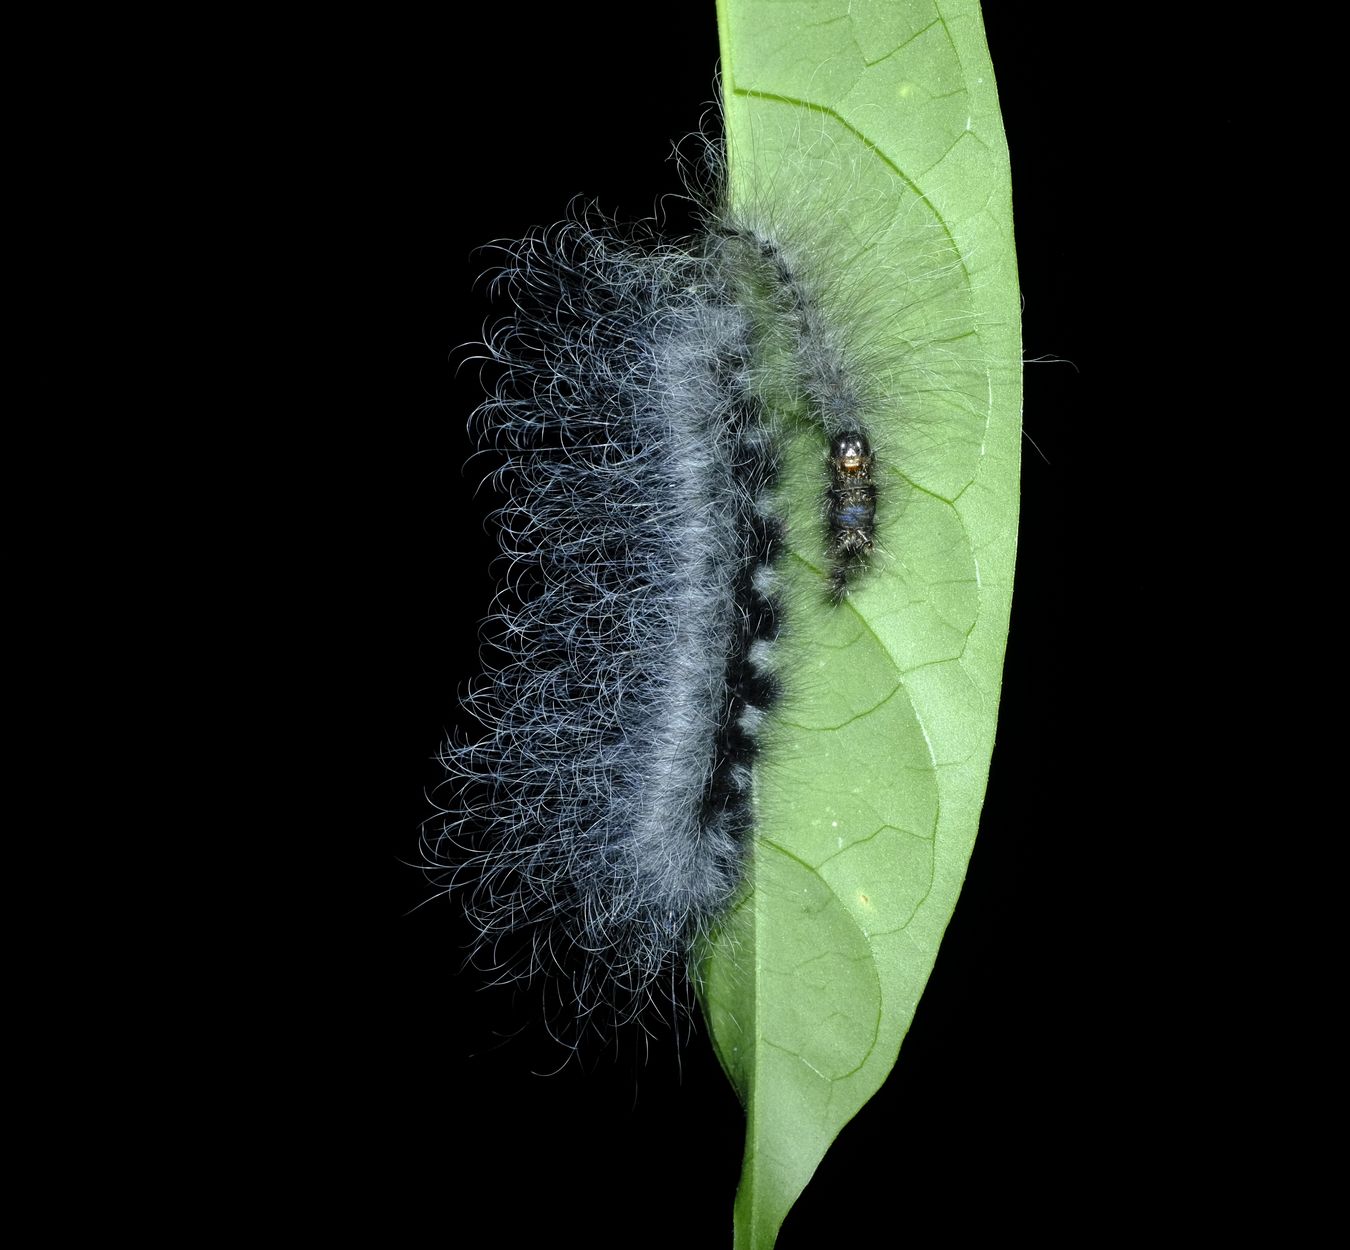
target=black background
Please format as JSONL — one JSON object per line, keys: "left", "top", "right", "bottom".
{"left": 332, "top": 4, "right": 1157, "bottom": 1244}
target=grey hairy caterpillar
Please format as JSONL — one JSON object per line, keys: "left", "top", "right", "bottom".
{"left": 426, "top": 131, "right": 907, "bottom": 1038}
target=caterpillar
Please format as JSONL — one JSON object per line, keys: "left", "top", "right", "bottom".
{"left": 428, "top": 130, "right": 913, "bottom": 1038}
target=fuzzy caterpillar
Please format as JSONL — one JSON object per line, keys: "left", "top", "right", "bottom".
{"left": 430, "top": 139, "right": 908, "bottom": 1035}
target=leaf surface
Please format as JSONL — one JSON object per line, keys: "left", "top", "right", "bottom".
{"left": 705, "top": 4, "right": 1020, "bottom": 1245}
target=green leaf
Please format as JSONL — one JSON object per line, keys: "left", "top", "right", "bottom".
{"left": 704, "top": 2, "right": 1020, "bottom": 1245}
